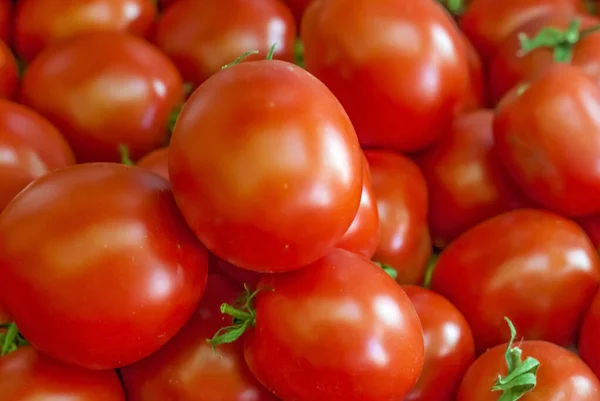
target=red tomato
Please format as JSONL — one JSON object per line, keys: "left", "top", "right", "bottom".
{"left": 0, "top": 347, "right": 125, "bottom": 400}
{"left": 169, "top": 60, "right": 363, "bottom": 273}
{"left": 403, "top": 285, "right": 475, "bottom": 401}
{"left": 458, "top": 33, "right": 487, "bottom": 112}
{"left": 301, "top": 0, "right": 471, "bottom": 153}
{"left": 158, "top": 0, "right": 180, "bottom": 10}
{"left": 0, "top": 303, "right": 9, "bottom": 323}
{"left": 283, "top": 0, "right": 312, "bottom": 25}
{"left": 336, "top": 158, "right": 380, "bottom": 259}
{"left": 223, "top": 247, "right": 424, "bottom": 401}
{"left": 416, "top": 109, "right": 525, "bottom": 248}
{"left": 0, "top": 163, "right": 209, "bottom": 370}
{"left": 430, "top": 209, "right": 600, "bottom": 354}
{"left": 0, "top": 0, "right": 12, "bottom": 45}
{"left": 137, "top": 147, "right": 169, "bottom": 180}
{"left": 0, "top": 40, "right": 18, "bottom": 100}
{"left": 121, "top": 274, "right": 277, "bottom": 401}
{"left": 21, "top": 32, "right": 183, "bottom": 163}
{"left": 14, "top": 0, "right": 156, "bottom": 63}
{"left": 494, "top": 63, "right": 600, "bottom": 217}
{"left": 365, "top": 150, "right": 432, "bottom": 285}
{"left": 459, "top": 0, "right": 585, "bottom": 63}
{"left": 209, "top": 253, "right": 263, "bottom": 290}
{"left": 577, "top": 214, "right": 600, "bottom": 251}
{"left": 457, "top": 340, "right": 600, "bottom": 400}
{"left": 154, "top": 0, "right": 296, "bottom": 88}
{"left": 580, "top": 289, "right": 600, "bottom": 380}
{"left": 489, "top": 14, "right": 599, "bottom": 104}
{"left": 0, "top": 100, "right": 75, "bottom": 211}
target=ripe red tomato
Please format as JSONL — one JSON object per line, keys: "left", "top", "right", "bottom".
{"left": 137, "top": 147, "right": 169, "bottom": 180}
{"left": 14, "top": 0, "right": 156, "bottom": 63}
{"left": 0, "top": 99, "right": 75, "bottom": 211}
{"left": 0, "top": 303, "right": 9, "bottom": 323}
{"left": 1, "top": 347, "right": 125, "bottom": 400}
{"left": 403, "top": 285, "right": 475, "bottom": 401}
{"left": 154, "top": 0, "right": 296, "bottom": 88}
{"left": 216, "top": 247, "right": 424, "bottom": 401}
{"left": 579, "top": 290, "right": 600, "bottom": 380}
{"left": 336, "top": 157, "right": 380, "bottom": 259}
{"left": 489, "top": 14, "right": 599, "bottom": 104}
{"left": 458, "top": 33, "right": 487, "bottom": 112}
{"left": 365, "top": 150, "right": 432, "bottom": 285}
{"left": 20, "top": 32, "right": 183, "bottom": 163}
{"left": 416, "top": 109, "right": 525, "bottom": 248}
{"left": 301, "top": 0, "right": 471, "bottom": 153}
{"left": 121, "top": 274, "right": 277, "bottom": 401}
{"left": 0, "top": 0, "right": 12, "bottom": 45}
{"left": 0, "top": 40, "right": 18, "bottom": 100}
{"left": 0, "top": 163, "right": 209, "bottom": 369}
{"left": 494, "top": 63, "right": 600, "bottom": 217}
{"left": 430, "top": 209, "right": 600, "bottom": 353}
{"left": 459, "top": 0, "right": 585, "bottom": 63}
{"left": 169, "top": 60, "right": 363, "bottom": 273}
{"left": 577, "top": 214, "right": 600, "bottom": 251}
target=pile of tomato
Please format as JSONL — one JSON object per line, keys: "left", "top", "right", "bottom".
{"left": 3, "top": 0, "right": 600, "bottom": 399}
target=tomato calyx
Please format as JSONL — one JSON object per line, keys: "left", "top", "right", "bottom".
{"left": 422, "top": 254, "right": 439, "bottom": 289}
{"left": 491, "top": 317, "right": 540, "bottom": 401}
{"left": 437, "top": 0, "right": 465, "bottom": 15}
{"left": 118, "top": 144, "right": 134, "bottom": 166}
{"left": 518, "top": 18, "right": 600, "bottom": 63}
{"left": 0, "top": 323, "right": 28, "bottom": 356}
{"left": 374, "top": 261, "right": 399, "bottom": 279}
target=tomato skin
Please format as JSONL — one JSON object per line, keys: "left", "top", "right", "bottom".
{"left": 457, "top": 341, "right": 600, "bottom": 401}
{"left": 209, "top": 253, "right": 263, "bottom": 290}
{"left": 0, "top": 163, "right": 209, "bottom": 370}
{"left": 20, "top": 32, "right": 183, "bottom": 163}
{"left": 403, "top": 286, "right": 475, "bottom": 401}
{"left": 154, "top": 0, "right": 296, "bottom": 88}
{"left": 489, "top": 14, "right": 599, "bottom": 104}
{"left": 121, "top": 274, "right": 277, "bottom": 401}
{"left": 0, "top": 347, "right": 125, "bottom": 400}
{"left": 244, "top": 248, "right": 424, "bottom": 401}
{"left": 416, "top": 109, "right": 525, "bottom": 248}
{"left": 14, "top": 0, "right": 156, "bottom": 63}
{"left": 0, "top": 303, "right": 9, "bottom": 323}
{"left": 580, "top": 290, "right": 600, "bottom": 378}
{"left": 301, "top": 0, "right": 471, "bottom": 153}
{"left": 577, "top": 215, "right": 600, "bottom": 251}
{"left": 137, "top": 147, "right": 169, "bottom": 180}
{"left": 459, "top": 0, "right": 585, "bottom": 63}
{"left": 169, "top": 60, "right": 363, "bottom": 273}
{"left": 430, "top": 209, "right": 600, "bottom": 354}
{"left": 365, "top": 150, "right": 432, "bottom": 284}
{"left": 494, "top": 64, "right": 600, "bottom": 217}
{"left": 0, "top": 39, "right": 18, "bottom": 100}
{"left": 0, "top": 0, "right": 12, "bottom": 45}
{"left": 0, "top": 99, "right": 75, "bottom": 211}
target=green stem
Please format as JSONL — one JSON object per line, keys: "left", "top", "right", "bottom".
{"left": 437, "top": 0, "right": 465, "bottom": 15}
{"left": 0, "top": 323, "right": 28, "bottom": 356}
{"left": 423, "top": 254, "right": 439, "bottom": 289}
{"left": 373, "top": 262, "right": 398, "bottom": 280}
{"left": 118, "top": 144, "right": 134, "bottom": 166}
{"left": 266, "top": 43, "right": 277, "bottom": 60}
{"left": 221, "top": 50, "right": 260, "bottom": 70}
{"left": 294, "top": 39, "right": 305, "bottom": 68}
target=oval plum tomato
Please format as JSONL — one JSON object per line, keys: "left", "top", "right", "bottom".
{"left": 459, "top": 0, "right": 586, "bottom": 63}
{"left": 0, "top": 40, "right": 18, "bottom": 100}
{"left": 579, "top": 290, "right": 600, "bottom": 380}
{"left": 365, "top": 150, "right": 432, "bottom": 285}
{"left": 20, "top": 32, "right": 183, "bottom": 163}
{"left": 489, "top": 14, "right": 600, "bottom": 104}
{"left": 457, "top": 321, "right": 600, "bottom": 401}
{"left": 169, "top": 60, "right": 363, "bottom": 273}
{"left": 0, "top": 347, "right": 125, "bottom": 400}
{"left": 301, "top": 0, "right": 471, "bottom": 153}
{"left": 0, "top": 0, "right": 12, "bottom": 45}
{"left": 403, "top": 285, "right": 475, "bottom": 401}
{"left": 14, "top": 0, "right": 156, "bottom": 63}
{"left": 430, "top": 209, "right": 600, "bottom": 354}
{"left": 209, "top": 253, "right": 263, "bottom": 290}
{"left": 121, "top": 274, "right": 277, "bottom": 401}
{"left": 210, "top": 248, "right": 424, "bottom": 401}
{"left": 0, "top": 100, "right": 75, "bottom": 211}
{"left": 336, "top": 157, "right": 380, "bottom": 259}
{"left": 494, "top": 63, "right": 600, "bottom": 217}
{"left": 416, "top": 109, "right": 525, "bottom": 248}
{"left": 154, "top": 0, "right": 296, "bottom": 88}
{"left": 0, "top": 163, "right": 209, "bottom": 370}
{"left": 137, "top": 147, "right": 169, "bottom": 180}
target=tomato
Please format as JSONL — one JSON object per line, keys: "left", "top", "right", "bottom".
{"left": 416, "top": 109, "right": 525, "bottom": 248}
{"left": 0, "top": 163, "right": 209, "bottom": 370}
{"left": 14, "top": 0, "right": 156, "bottom": 63}
{"left": 577, "top": 214, "right": 600, "bottom": 251}
{"left": 489, "top": 14, "right": 599, "bottom": 104}
{"left": 0, "top": 347, "right": 125, "bottom": 400}
{"left": 459, "top": 33, "right": 487, "bottom": 112}
{"left": 0, "top": 100, "right": 75, "bottom": 211}
{"left": 430, "top": 209, "right": 600, "bottom": 354}
{"left": 365, "top": 150, "right": 432, "bottom": 285}
{"left": 494, "top": 63, "right": 600, "bottom": 217}
{"left": 0, "top": 304, "right": 9, "bottom": 323}
{"left": 336, "top": 157, "right": 380, "bottom": 259}
{"left": 459, "top": 0, "right": 586, "bottom": 63}
{"left": 121, "top": 274, "right": 277, "bottom": 401}
{"left": 403, "top": 286, "right": 475, "bottom": 401}
{"left": 169, "top": 60, "right": 363, "bottom": 273}
{"left": 301, "top": 0, "right": 471, "bottom": 153}
{"left": 20, "top": 32, "right": 183, "bottom": 163}
{"left": 137, "top": 147, "right": 169, "bottom": 180}
{"left": 154, "top": 0, "right": 296, "bottom": 88}
{"left": 0, "top": 0, "right": 12, "bottom": 45}
{"left": 209, "top": 253, "right": 263, "bottom": 290}
{"left": 283, "top": 0, "right": 312, "bottom": 25}
{"left": 212, "top": 247, "right": 424, "bottom": 401}
{"left": 579, "top": 290, "right": 600, "bottom": 380}
{"left": 0, "top": 40, "right": 18, "bottom": 100}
